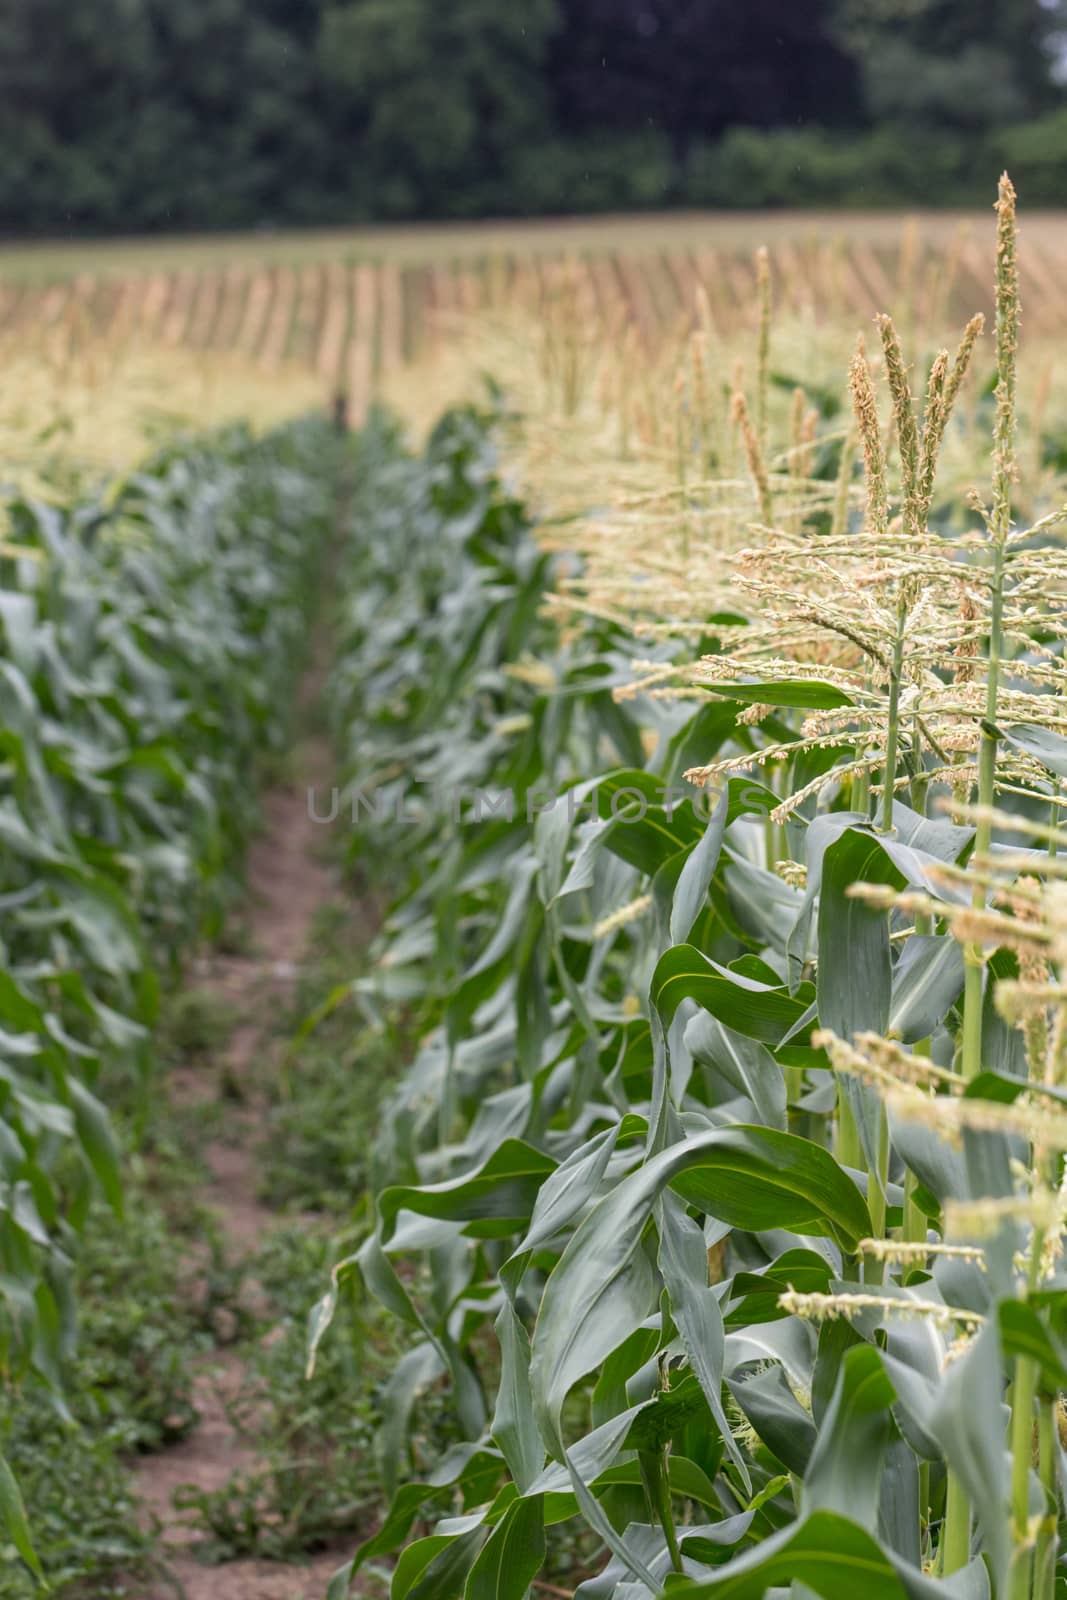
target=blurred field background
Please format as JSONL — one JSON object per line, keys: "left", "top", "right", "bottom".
{"left": 6, "top": 204, "right": 1067, "bottom": 492}
{"left": 6, "top": 0, "right": 1067, "bottom": 483}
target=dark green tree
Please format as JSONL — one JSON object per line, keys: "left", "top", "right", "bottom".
{"left": 549, "top": 0, "right": 863, "bottom": 153}
{"left": 317, "top": 0, "right": 559, "bottom": 215}
{"left": 0, "top": 0, "right": 1062, "bottom": 232}
{"left": 831, "top": 0, "right": 1065, "bottom": 131}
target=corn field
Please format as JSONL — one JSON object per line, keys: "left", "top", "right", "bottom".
{"left": 6, "top": 182, "right": 1067, "bottom": 1600}
{"left": 9, "top": 214, "right": 1067, "bottom": 442}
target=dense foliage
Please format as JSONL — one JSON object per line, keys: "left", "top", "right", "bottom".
{"left": 315, "top": 184, "right": 1067, "bottom": 1600}
{"left": 0, "top": 417, "right": 337, "bottom": 1575}
{"left": 3, "top": 0, "right": 1066, "bottom": 231}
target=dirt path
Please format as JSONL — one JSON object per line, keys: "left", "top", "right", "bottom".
{"left": 135, "top": 714, "right": 350, "bottom": 1600}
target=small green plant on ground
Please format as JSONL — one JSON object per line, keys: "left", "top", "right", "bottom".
{"left": 259, "top": 899, "right": 403, "bottom": 1213}
{"left": 0, "top": 1178, "right": 212, "bottom": 1598}
{"left": 178, "top": 896, "right": 437, "bottom": 1563}
{"left": 157, "top": 986, "right": 240, "bottom": 1067}
{"left": 71, "top": 1194, "right": 209, "bottom": 1452}
{"left": 0, "top": 1395, "right": 155, "bottom": 1600}
{"left": 176, "top": 1223, "right": 408, "bottom": 1562}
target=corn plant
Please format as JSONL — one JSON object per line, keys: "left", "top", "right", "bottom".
{"left": 318, "top": 178, "right": 1067, "bottom": 1600}
{"left": 0, "top": 416, "right": 338, "bottom": 1580}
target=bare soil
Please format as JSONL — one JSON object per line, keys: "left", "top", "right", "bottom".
{"left": 134, "top": 724, "right": 353, "bottom": 1600}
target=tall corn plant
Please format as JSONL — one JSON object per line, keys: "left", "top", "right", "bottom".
{"left": 324, "top": 179, "right": 1067, "bottom": 1600}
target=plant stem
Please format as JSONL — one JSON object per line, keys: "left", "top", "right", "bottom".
{"left": 639, "top": 1447, "right": 683, "bottom": 1574}
{"left": 1009, "top": 1354, "right": 1037, "bottom": 1600}
{"left": 832, "top": 1064, "right": 863, "bottom": 1293}
{"left": 836, "top": 1084, "right": 863, "bottom": 1170}
{"left": 1010, "top": 1229, "right": 1047, "bottom": 1600}
{"left": 919, "top": 1461, "right": 931, "bottom": 1555}
{"left": 903, "top": 1168, "right": 926, "bottom": 1244}
{"left": 903, "top": 1033, "right": 931, "bottom": 1243}
{"left": 863, "top": 1112, "right": 891, "bottom": 1285}
{"left": 785, "top": 1064, "right": 803, "bottom": 1122}
{"left": 961, "top": 539, "right": 1005, "bottom": 1083}
{"left": 964, "top": 174, "right": 1018, "bottom": 1082}
{"left": 1034, "top": 1398, "right": 1057, "bottom": 1600}
{"left": 879, "top": 600, "right": 907, "bottom": 833}
{"left": 853, "top": 664, "right": 873, "bottom": 819}
{"left": 911, "top": 711, "right": 930, "bottom": 817}
{"left": 942, "top": 1468, "right": 971, "bottom": 1574}
{"left": 870, "top": 1110, "right": 889, "bottom": 1238}
{"left": 763, "top": 761, "right": 784, "bottom": 871}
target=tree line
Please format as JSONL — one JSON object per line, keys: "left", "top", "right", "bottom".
{"left": 3, "top": 0, "right": 1065, "bottom": 233}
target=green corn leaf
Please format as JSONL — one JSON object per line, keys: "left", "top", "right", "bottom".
{"left": 817, "top": 828, "right": 906, "bottom": 1039}
{"left": 0, "top": 1453, "right": 44, "bottom": 1586}
{"left": 652, "top": 943, "right": 815, "bottom": 1046}
{"left": 658, "top": 1192, "right": 750, "bottom": 1484}
{"left": 888, "top": 935, "right": 965, "bottom": 1044}
{"left": 729, "top": 1363, "right": 816, "bottom": 1474}
{"left": 464, "top": 1496, "right": 545, "bottom": 1600}
{"left": 67, "top": 1080, "right": 123, "bottom": 1217}
{"left": 530, "top": 1125, "right": 870, "bottom": 1444}
{"left": 378, "top": 1140, "right": 557, "bottom": 1242}
{"left": 802, "top": 1344, "right": 896, "bottom": 1525}
{"left": 492, "top": 1301, "right": 542, "bottom": 1493}
{"left": 998, "top": 1301, "right": 1067, "bottom": 1393}
{"left": 667, "top": 787, "right": 729, "bottom": 943}
{"left": 664, "top": 1509, "right": 910, "bottom": 1599}
{"left": 704, "top": 680, "right": 856, "bottom": 709}
{"left": 927, "top": 1319, "right": 1010, "bottom": 1593}
{"left": 1001, "top": 723, "right": 1067, "bottom": 778}
{"left": 392, "top": 1522, "right": 486, "bottom": 1600}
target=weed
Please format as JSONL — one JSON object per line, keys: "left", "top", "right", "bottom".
{"left": 157, "top": 986, "right": 239, "bottom": 1066}
{"left": 0, "top": 1179, "right": 207, "bottom": 1596}
{"left": 260, "top": 901, "right": 403, "bottom": 1213}
{"left": 177, "top": 1225, "right": 402, "bottom": 1560}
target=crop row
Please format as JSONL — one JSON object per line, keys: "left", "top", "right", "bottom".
{"left": 0, "top": 416, "right": 340, "bottom": 1570}
{"left": 314, "top": 180, "right": 1067, "bottom": 1600}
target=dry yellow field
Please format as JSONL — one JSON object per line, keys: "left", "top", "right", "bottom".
{"left": 5, "top": 208, "right": 1067, "bottom": 279}
{"left": 5, "top": 205, "right": 1067, "bottom": 484}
